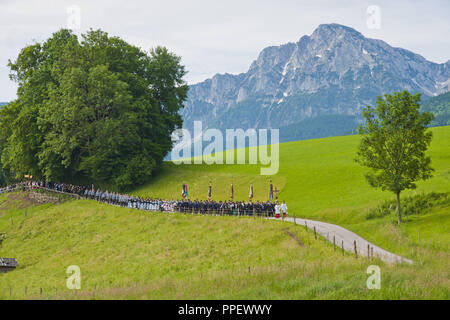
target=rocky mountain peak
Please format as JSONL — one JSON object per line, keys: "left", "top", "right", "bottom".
{"left": 181, "top": 24, "right": 449, "bottom": 142}
{"left": 310, "top": 23, "right": 364, "bottom": 41}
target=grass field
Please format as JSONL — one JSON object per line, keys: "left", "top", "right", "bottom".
{"left": 133, "top": 126, "right": 450, "bottom": 213}
{"left": 0, "top": 126, "right": 448, "bottom": 299}
{"left": 133, "top": 126, "right": 450, "bottom": 256}
{"left": 0, "top": 195, "right": 448, "bottom": 299}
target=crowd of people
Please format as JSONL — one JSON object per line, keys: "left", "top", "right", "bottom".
{"left": 1, "top": 181, "right": 288, "bottom": 218}
{"left": 175, "top": 199, "right": 288, "bottom": 218}
{"left": 0, "top": 184, "right": 21, "bottom": 194}
{"left": 19, "top": 181, "right": 176, "bottom": 212}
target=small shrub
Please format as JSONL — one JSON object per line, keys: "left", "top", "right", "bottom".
{"left": 366, "top": 192, "right": 450, "bottom": 220}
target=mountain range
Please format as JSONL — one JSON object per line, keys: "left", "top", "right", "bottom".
{"left": 181, "top": 23, "right": 450, "bottom": 142}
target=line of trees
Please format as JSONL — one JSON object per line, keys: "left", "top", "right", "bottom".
{"left": 0, "top": 29, "right": 188, "bottom": 191}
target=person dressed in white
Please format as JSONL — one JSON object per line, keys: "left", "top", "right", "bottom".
{"left": 274, "top": 201, "right": 281, "bottom": 219}
{"left": 281, "top": 201, "right": 288, "bottom": 220}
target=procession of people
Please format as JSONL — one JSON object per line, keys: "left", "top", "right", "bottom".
{"left": 174, "top": 199, "right": 279, "bottom": 217}
{"left": 1, "top": 181, "right": 288, "bottom": 218}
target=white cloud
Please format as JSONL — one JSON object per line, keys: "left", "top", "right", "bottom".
{"left": 0, "top": 0, "right": 449, "bottom": 101}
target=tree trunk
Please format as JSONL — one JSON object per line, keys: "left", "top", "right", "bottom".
{"left": 396, "top": 191, "right": 402, "bottom": 224}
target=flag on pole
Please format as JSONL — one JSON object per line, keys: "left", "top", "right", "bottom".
{"left": 269, "top": 182, "right": 273, "bottom": 201}
{"left": 230, "top": 184, "right": 234, "bottom": 201}
{"left": 185, "top": 184, "right": 188, "bottom": 198}
{"left": 208, "top": 184, "right": 212, "bottom": 200}
{"left": 249, "top": 184, "right": 253, "bottom": 199}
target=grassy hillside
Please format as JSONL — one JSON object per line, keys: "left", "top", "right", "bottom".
{"left": 134, "top": 127, "right": 449, "bottom": 211}
{"left": 0, "top": 193, "right": 448, "bottom": 299}
{"left": 134, "top": 126, "right": 450, "bottom": 209}
{"left": 132, "top": 126, "right": 450, "bottom": 260}
{"left": 0, "top": 126, "right": 448, "bottom": 299}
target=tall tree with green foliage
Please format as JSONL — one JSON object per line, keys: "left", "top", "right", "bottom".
{"left": 356, "top": 90, "right": 434, "bottom": 224}
{"left": 0, "top": 29, "right": 188, "bottom": 190}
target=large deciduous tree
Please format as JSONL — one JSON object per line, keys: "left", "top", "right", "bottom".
{"left": 0, "top": 29, "right": 188, "bottom": 190}
{"left": 356, "top": 90, "right": 434, "bottom": 224}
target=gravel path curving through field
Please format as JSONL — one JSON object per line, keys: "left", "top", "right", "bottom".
{"left": 269, "top": 217, "right": 413, "bottom": 265}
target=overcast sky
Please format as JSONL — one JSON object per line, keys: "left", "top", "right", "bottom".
{"left": 1, "top": 0, "right": 449, "bottom": 101}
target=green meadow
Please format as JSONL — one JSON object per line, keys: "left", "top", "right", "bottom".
{"left": 133, "top": 126, "right": 450, "bottom": 250}
{"left": 0, "top": 197, "right": 448, "bottom": 299}
{"left": 134, "top": 126, "right": 450, "bottom": 211}
{"left": 0, "top": 126, "right": 448, "bottom": 299}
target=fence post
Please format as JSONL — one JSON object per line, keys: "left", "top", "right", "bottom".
{"left": 333, "top": 236, "right": 336, "bottom": 251}
{"left": 367, "top": 244, "right": 370, "bottom": 260}
{"left": 314, "top": 226, "right": 317, "bottom": 240}
{"left": 305, "top": 221, "right": 307, "bottom": 231}
{"left": 293, "top": 212, "right": 296, "bottom": 225}
{"left": 354, "top": 240, "right": 358, "bottom": 259}
{"left": 371, "top": 247, "right": 374, "bottom": 260}
{"left": 342, "top": 240, "right": 344, "bottom": 256}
